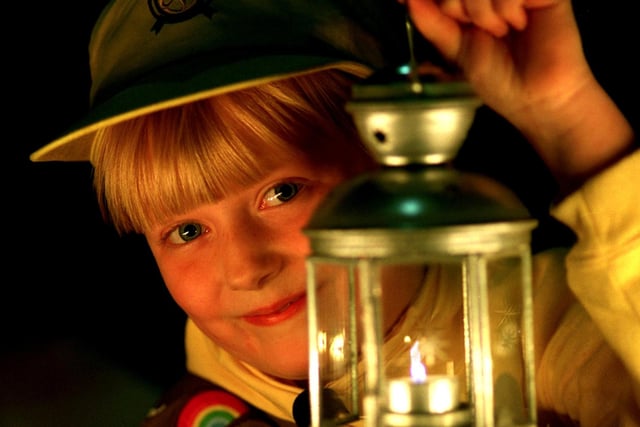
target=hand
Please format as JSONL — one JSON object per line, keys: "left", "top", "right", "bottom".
{"left": 406, "top": 0, "right": 635, "bottom": 193}
{"left": 406, "top": 0, "right": 587, "bottom": 128}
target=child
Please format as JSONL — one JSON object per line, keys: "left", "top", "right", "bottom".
{"left": 31, "top": 0, "right": 639, "bottom": 425}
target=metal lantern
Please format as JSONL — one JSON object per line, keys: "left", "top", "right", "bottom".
{"left": 303, "top": 62, "right": 538, "bottom": 427}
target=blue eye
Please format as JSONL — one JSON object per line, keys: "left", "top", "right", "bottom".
{"left": 167, "top": 222, "right": 203, "bottom": 244}
{"left": 262, "top": 182, "right": 302, "bottom": 208}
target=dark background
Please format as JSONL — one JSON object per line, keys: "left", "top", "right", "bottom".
{"left": 3, "top": 1, "right": 638, "bottom": 426}
{"left": 3, "top": 3, "right": 187, "bottom": 426}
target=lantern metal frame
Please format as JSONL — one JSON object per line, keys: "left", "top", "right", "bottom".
{"left": 304, "top": 66, "right": 539, "bottom": 427}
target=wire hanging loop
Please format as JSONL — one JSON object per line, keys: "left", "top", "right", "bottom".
{"left": 405, "top": 13, "right": 423, "bottom": 93}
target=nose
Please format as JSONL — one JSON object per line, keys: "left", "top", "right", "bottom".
{"left": 220, "top": 220, "right": 281, "bottom": 291}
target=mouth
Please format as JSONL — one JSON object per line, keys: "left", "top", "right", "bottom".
{"left": 243, "top": 293, "right": 307, "bottom": 326}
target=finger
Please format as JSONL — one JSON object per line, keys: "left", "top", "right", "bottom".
{"left": 406, "top": 0, "right": 464, "bottom": 61}
{"left": 439, "top": 0, "right": 471, "bottom": 22}
{"left": 494, "top": 0, "right": 528, "bottom": 30}
{"left": 523, "top": 0, "right": 560, "bottom": 8}
{"left": 462, "top": 0, "right": 509, "bottom": 36}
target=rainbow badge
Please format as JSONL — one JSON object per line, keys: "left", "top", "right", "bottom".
{"left": 178, "top": 390, "right": 250, "bottom": 427}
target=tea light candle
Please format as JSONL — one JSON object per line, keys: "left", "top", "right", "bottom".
{"left": 387, "top": 375, "right": 460, "bottom": 414}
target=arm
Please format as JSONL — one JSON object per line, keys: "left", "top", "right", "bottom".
{"left": 407, "top": 1, "right": 640, "bottom": 424}
{"left": 549, "top": 151, "right": 640, "bottom": 424}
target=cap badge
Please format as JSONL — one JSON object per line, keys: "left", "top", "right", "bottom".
{"left": 148, "top": 0, "right": 217, "bottom": 33}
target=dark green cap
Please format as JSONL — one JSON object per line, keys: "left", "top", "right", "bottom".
{"left": 30, "top": 0, "right": 410, "bottom": 162}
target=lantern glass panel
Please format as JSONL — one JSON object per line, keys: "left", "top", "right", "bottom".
{"left": 308, "top": 248, "right": 536, "bottom": 427}
{"left": 485, "top": 255, "right": 533, "bottom": 424}
{"left": 306, "top": 259, "right": 360, "bottom": 426}
{"left": 462, "top": 253, "right": 536, "bottom": 426}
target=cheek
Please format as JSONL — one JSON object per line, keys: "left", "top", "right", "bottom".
{"left": 270, "top": 213, "right": 313, "bottom": 257}
{"left": 152, "top": 250, "right": 220, "bottom": 318}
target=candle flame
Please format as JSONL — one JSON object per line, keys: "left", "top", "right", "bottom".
{"left": 409, "top": 341, "right": 427, "bottom": 382}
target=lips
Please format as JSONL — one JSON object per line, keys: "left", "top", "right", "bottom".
{"left": 243, "top": 293, "right": 307, "bottom": 326}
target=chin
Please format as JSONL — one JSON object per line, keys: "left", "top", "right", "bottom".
{"left": 274, "top": 365, "right": 310, "bottom": 382}
{"left": 259, "top": 357, "right": 309, "bottom": 382}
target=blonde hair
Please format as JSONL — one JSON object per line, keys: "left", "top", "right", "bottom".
{"left": 90, "top": 69, "right": 372, "bottom": 234}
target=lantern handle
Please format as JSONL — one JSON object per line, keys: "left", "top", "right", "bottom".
{"left": 405, "top": 13, "right": 421, "bottom": 89}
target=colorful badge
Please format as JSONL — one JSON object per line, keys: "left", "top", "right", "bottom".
{"left": 178, "top": 390, "right": 250, "bottom": 427}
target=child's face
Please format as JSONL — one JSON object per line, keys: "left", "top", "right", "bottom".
{"left": 143, "top": 134, "right": 427, "bottom": 381}
{"left": 144, "top": 146, "right": 365, "bottom": 380}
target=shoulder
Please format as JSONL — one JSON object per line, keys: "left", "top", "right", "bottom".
{"left": 141, "top": 373, "right": 280, "bottom": 427}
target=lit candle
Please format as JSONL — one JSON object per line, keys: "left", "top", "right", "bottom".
{"left": 386, "top": 375, "right": 460, "bottom": 414}
{"left": 386, "top": 341, "right": 460, "bottom": 414}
